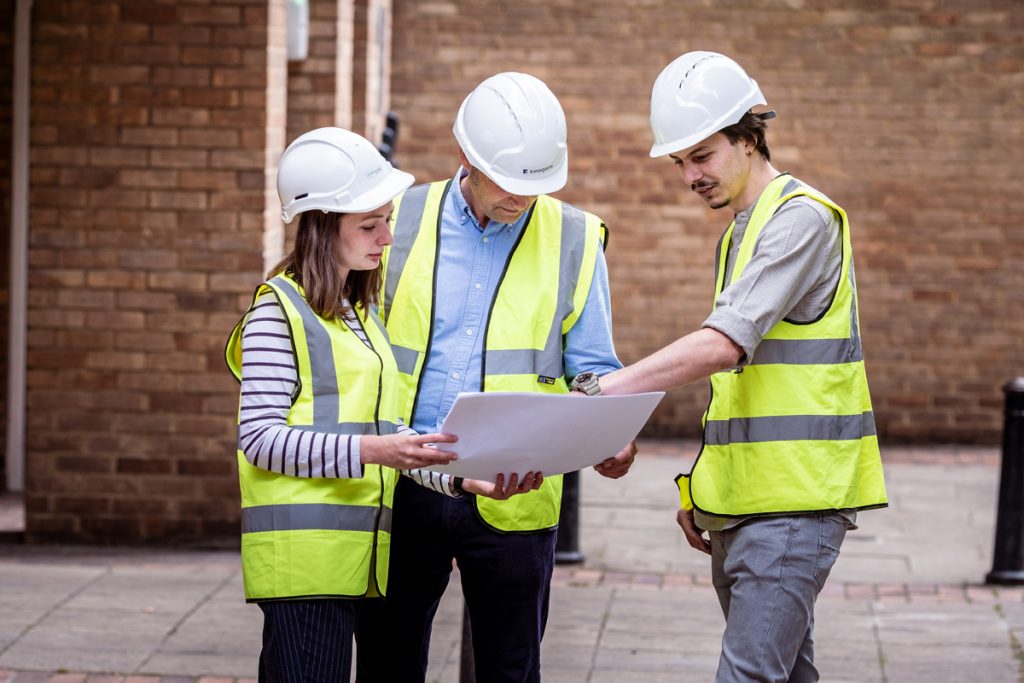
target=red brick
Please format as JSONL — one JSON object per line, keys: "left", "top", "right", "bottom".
{"left": 182, "top": 46, "right": 243, "bottom": 66}
{"left": 54, "top": 497, "right": 112, "bottom": 515}
{"left": 178, "top": 459, "right": 233, "bottom": 477}
{"left": 120, "top": 126, "right": 179, "bottom": 147}
{"left": 181, "top": 88, "right": 241, "bottom": 108}
{"left": 89, "top": 64, "right": 150, "bottom": 85}
{"left": 119, "top": 250, "right": 180, "bottom": 270}
{"left": 89, "top": 147, "right": 149, "bottom": 167}
{"left": 151, "top": 107, "right": 211, "bottom": 127}
{"left": 119, "top": 169, "right": 179, "bottom": 188}
{"left": 117, "top": 458, "right": 174, "bottom": 475}
{"left": 148, "top": 189, "right": 209, "bottom": 210}
{"left": 119, "top": 44, "right": 182, "bottom": 65}
{"left": 152, "top": 25, "right": 213, "bottom": 45}
{"left": 84, "top": 310, "right": 147, "bottom": 330}
{"left": 180, "top": 6, "right": 243, "bottom": 25}
{"left": 122, "top": 5, "right": 179, "bottom": 24}
{"left": 180, "top": 128, "right": 241, "bottom": 148}
{"left": 149, "top": 148, "right": 210, "bottom": 169}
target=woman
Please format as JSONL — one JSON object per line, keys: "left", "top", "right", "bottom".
{"left": 225, "top": 127, "right": 539, "bottom": 681}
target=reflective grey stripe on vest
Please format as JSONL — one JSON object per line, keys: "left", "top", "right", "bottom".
{"left": 749, "top": 337, "right": 863, "bottom": 366}
{"left": 271, "top": 276, "right": 341, "bottom": 431}
{"left": 704, "top": 411, "right": 876, "bottom": 446}
{"left": 391, "top": 344, "right": 419, "bottom": 375}
{"left": 242, "top": 503, "right": 392, "bottom": 534}
{"left": 780, "top": 177, "right": 802, "bottom": 196}
{"left": 484, "top": 202, "right": 588, "bottom": 378}
{"left": 270, "top": 277, "right": 391, "bottom": 434}
{"left": 384, "top": 183, "right": 431, "bottom": 324}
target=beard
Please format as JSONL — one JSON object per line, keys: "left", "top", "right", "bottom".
{"left": 692, "top": 180, "right": 730, "bottom": 210}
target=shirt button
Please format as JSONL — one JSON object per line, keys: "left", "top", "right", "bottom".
{"left": 465, "top": 328, "right": 473, "bottom": 336}
{"left": 474, "top": 283, "right": 482, "bottom": 290}
{"left": 482, "top": 237, "right": 489, "bottom": 244}
{"left": 452, "top": 371, "right": 461, "bottom": 380}
{"left": 460, "top": 215, "right": 467, "bottom": 223}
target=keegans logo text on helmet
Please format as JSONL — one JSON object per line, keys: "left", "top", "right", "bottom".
{"left": 523, "top": 164, "right": 554, "bottom": 175}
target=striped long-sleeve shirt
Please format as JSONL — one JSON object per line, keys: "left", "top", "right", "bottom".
{"left": 238, "top": 292, "right": 458, "bottom": 496}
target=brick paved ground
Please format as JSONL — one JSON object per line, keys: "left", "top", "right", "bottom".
{"left": 0, "top": 440, "right": 1016, "bottom": 682}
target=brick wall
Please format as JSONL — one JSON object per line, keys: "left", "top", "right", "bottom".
{"left": 352, "top": 0, "right": 391, "bottom": 144}
{"left": 25, "top": 0, "right": 286, "bottom": 542}
{"left": 0, "top": 1, "right": 11, "bottom": 486}
{"left": 391, "top": 0, "right": 1024, "bottom": 443}
{"left": 283, "top": 0, "right": 353, "bottom": 250}
{"left": 286, "top": 0, "right": 349, "bottom": 144}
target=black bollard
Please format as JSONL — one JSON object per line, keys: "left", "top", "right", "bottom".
{"left": 986, "top": 377, "right": 1024, "bottom": 585}
{"left": 555, "top": 470, "right": 585, "bottom": 565}
{"left": 459, "top": 603, "right": 475, "bottom": 683}
{"left": 378, "top": 111, "right": 400, "bottom": 164}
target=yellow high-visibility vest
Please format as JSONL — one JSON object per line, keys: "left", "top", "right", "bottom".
{"left": 678, "top": 174, "right": 887, "bottom": 517}
{"left": 225, "top": 273, "right": 400, "bottom": 600}
{"left": 381, "top": 180, "right": 606, "bottom": 532}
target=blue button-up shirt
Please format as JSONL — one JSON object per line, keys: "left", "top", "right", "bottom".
{"left": 410, "top": 169, "right": 622, "bottom": 434}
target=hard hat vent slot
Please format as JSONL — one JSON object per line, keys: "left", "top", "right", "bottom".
{"left": 683, "top": 55, "right": 717, "bottom": 83}
{"left": 294, "top": 193, "right": 309, "bottom": 200}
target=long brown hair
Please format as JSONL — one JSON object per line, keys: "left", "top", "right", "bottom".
{"left": 268, "top": 211, "right": 382, "bottom": 320}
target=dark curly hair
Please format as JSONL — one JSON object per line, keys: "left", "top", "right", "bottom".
{"left": 719, "top": 110, "right": 773, "bottom": 162}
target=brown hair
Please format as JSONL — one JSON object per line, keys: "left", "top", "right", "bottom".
{"left": 720, "top": 110, "right": 772, "bottom": 162}
{"left": 268, "top": 211, "right": 381, "bottom": 320}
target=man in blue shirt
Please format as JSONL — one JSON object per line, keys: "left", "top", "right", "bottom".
{"left": 355, "top": 72, "right": 634, "bottom": 682}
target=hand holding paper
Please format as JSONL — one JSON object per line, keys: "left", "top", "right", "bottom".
{"left": 428, "top": 391, "right": 664, "bottom": 481}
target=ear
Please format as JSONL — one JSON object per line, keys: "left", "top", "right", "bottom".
{"left": 458, "top": 147, "right": 470, "bottom": 169}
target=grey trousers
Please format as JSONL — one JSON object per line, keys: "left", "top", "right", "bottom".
{"left": 709, "top": 513, "right": 850, "bottom": 683}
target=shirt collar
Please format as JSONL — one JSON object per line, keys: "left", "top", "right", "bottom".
{"left": 450, "top": 166, "right": 528, "bottom": 235}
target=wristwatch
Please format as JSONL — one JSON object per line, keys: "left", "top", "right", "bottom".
{"left": 569, "top": 371, "right": 602, "bottom": 396}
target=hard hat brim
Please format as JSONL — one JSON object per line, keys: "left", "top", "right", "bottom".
{"left": 485, "top": 159, "right": 568, "bottom": 197}
{"left": 281, "top": 167, "right": 415, "bottom": 223}
{"left": 650, "top": 132, "right": 715, "bottom": 158}
{"left": 341, "top": 167, "right": 415, "bottom": 213}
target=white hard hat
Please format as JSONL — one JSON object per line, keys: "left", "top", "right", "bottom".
{"left": 649, "top": 51, "right": 767, "bottom": 158}
{"left": 453, "top": 72, "right": 568, "bottom": 196}
{"left": 277, "top": 127, "right": 414, "bottom": 224}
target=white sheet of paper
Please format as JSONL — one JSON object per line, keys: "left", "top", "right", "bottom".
{"left": 427, "top": 391, "right": 664, "bottom": 481}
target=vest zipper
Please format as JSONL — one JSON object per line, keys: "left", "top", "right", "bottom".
{"left": 365, "top": 317, "right": 386, "bottom": 596}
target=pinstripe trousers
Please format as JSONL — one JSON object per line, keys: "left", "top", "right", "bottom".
{"left": 258, "top": 599, "right": 357, "bottom": 682}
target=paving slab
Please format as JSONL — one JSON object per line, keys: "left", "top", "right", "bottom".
{"left": 0, "top": 442, "right": 1015, "bottom": 682}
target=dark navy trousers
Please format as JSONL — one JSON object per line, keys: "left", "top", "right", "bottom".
{"left": 258, "top": 598, "right": 357, "bottom": 682}
{"left": 355, "top": 476, "right": 557, "bottom": 683}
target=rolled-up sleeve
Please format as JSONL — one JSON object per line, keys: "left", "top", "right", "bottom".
{"left": 702, "top": 198, "right": 840, "bottom": 364}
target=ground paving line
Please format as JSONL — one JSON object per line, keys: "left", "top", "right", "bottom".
{"left": 991, "top": 596, "right": 1024, "bottom": 683}
{"left": 133, "top": 567, "right": 242, "bottom": 674}
{"left": 584, "top": 586, "right": 617, "bottom": 683}
{"left": 0, "top": 566, "right": 110, "bottom": 659}
{"left": 867, "top": 598, "right": 888, "bottom": 683}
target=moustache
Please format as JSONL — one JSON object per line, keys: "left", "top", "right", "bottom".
{"left": 692, "top": 180, "right": 714, "bottom": 191}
